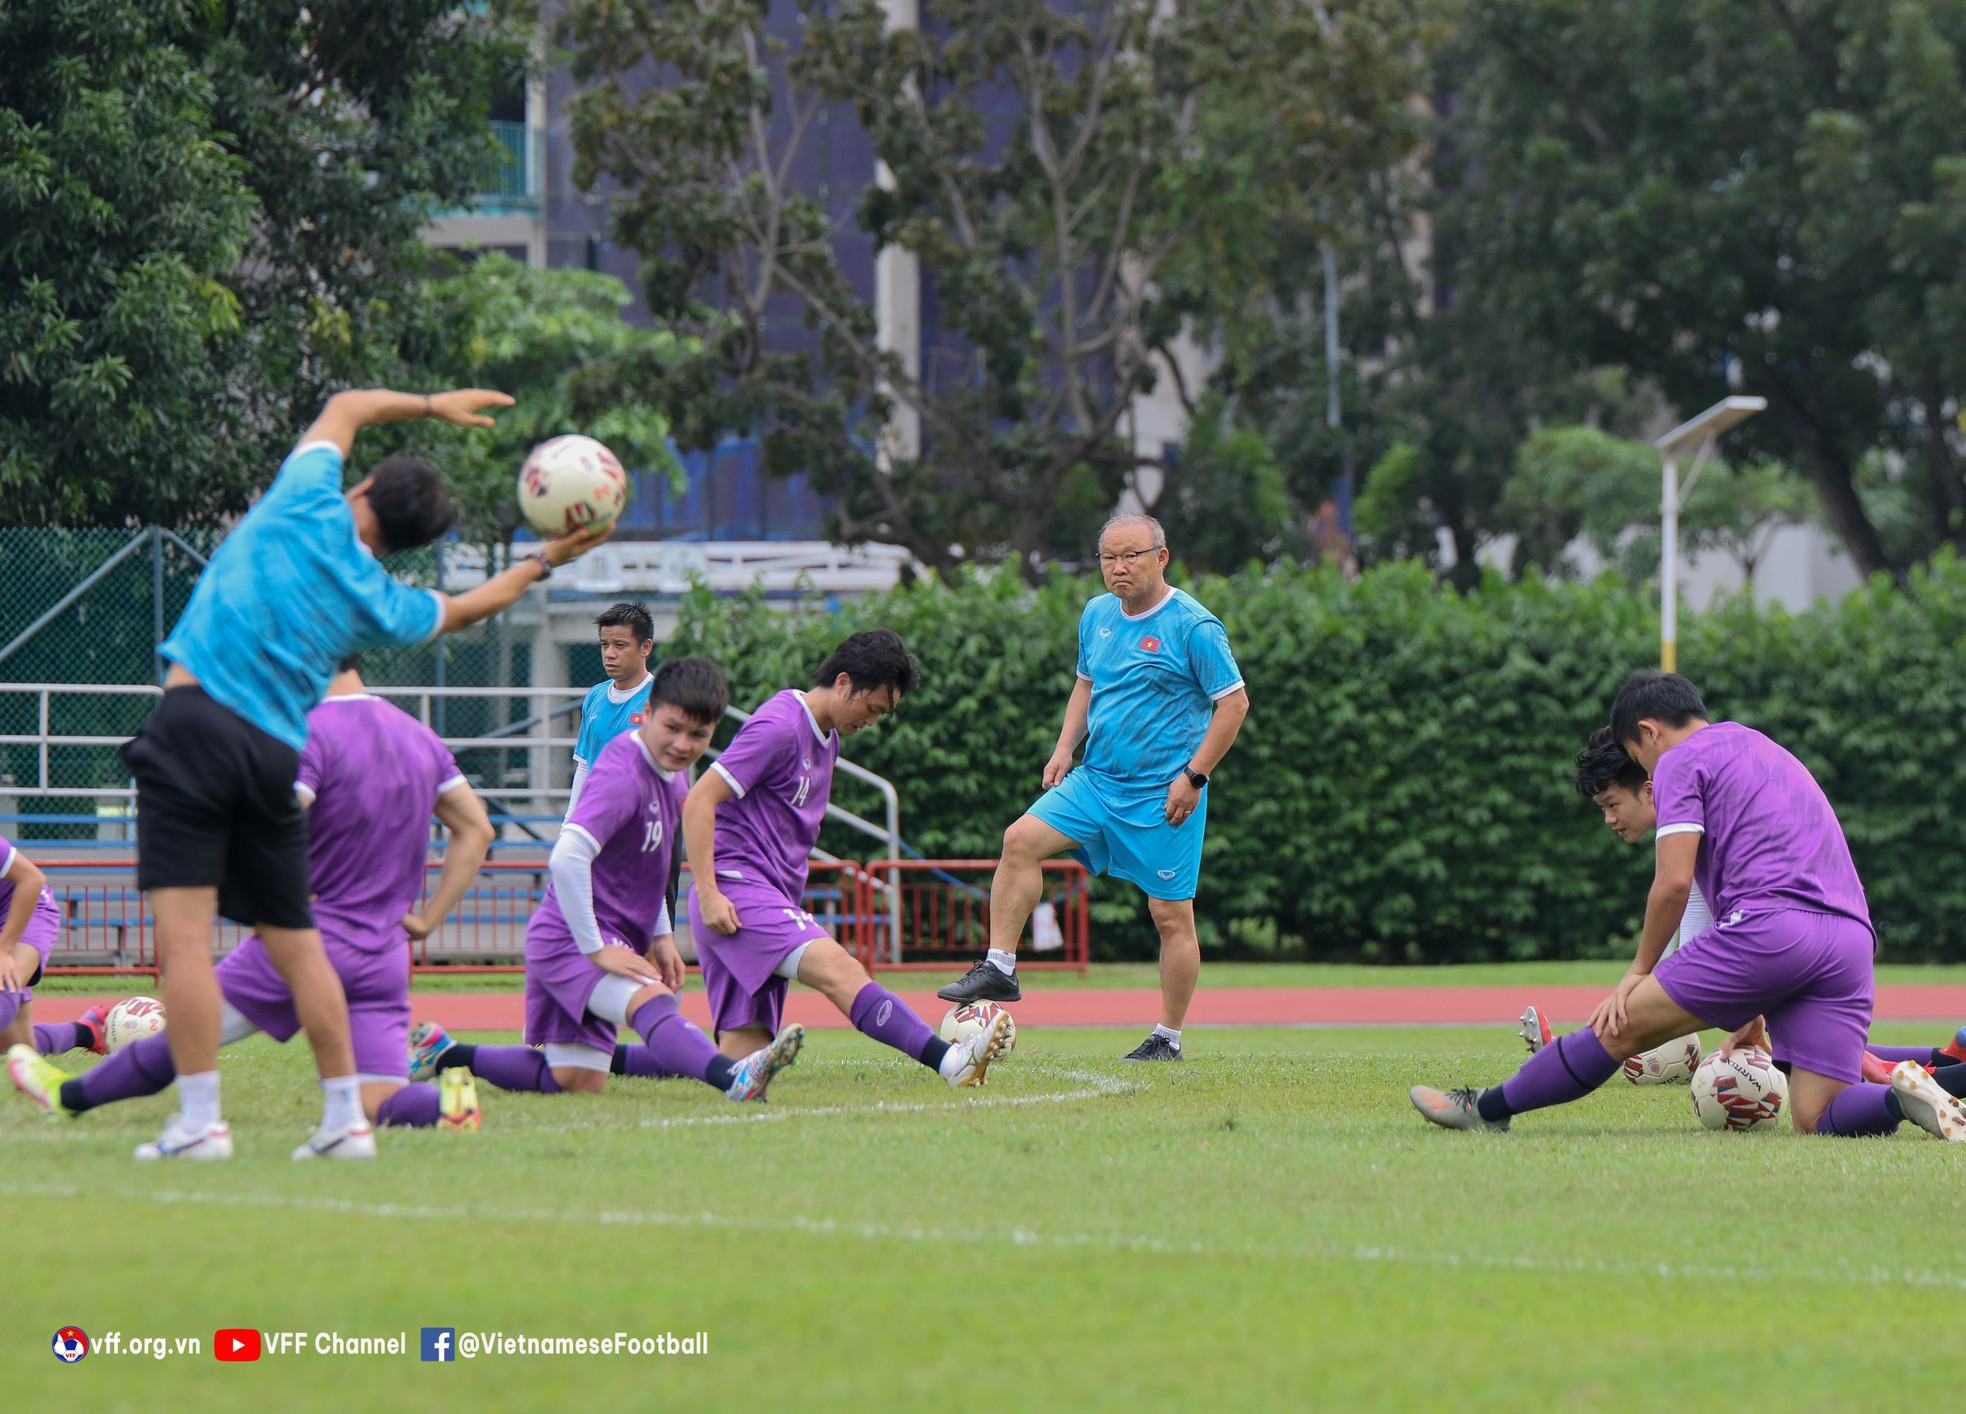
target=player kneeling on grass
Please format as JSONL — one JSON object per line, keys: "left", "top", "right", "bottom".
{"left": 1411, "top": 671, "right": 1966, "bottom": 1141}
{"left": 0, "top": 836, "right": 112, "bottom": 1059}
{"left": 9, "top": 660, "right": 496, "bottom": 1153}
{"left": 410, "top": 658, "right": 804, "bottom": 1102}
{"left": 687, "top": 630, "right": 1011, "bottom": 1087}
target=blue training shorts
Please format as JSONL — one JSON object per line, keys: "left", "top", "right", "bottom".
{"left": 1026, "top": 768, "right": 1206, "bottom": 902}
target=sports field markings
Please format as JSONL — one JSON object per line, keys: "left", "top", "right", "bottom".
{"left": 14, "top": 1177, "right": 1966, "bottom": 1295}
{"left": 636, "top": 1063, "right": 1135, "bottom": 1129}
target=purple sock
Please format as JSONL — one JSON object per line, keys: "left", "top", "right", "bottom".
{"left": 34, "top": 1022, "right": 83, "bottom": 1055}
{"left": 1494, "top": 1028, "right": 1622, "bottom": 1117}
{"left": 629, "top": 996, "right": 737, "bottom": 1091}
{"left": 1864, "top": 1045, "right": 1941, "bottom": 1066}
{"left": 849, "top": 982, "right": 943, "bottom": 1070}
{"left": 1815, "top": 1083, "right": 1901, "bottom": 1137}
{"left": 374, "top": 1084, "right": 443, "bottom": 1128}
{"left": 74, "top": 1031, "right": 177, "bottom": 1110}
{"left": 467, "top": 1045, "right": 561, "bottom": 1094}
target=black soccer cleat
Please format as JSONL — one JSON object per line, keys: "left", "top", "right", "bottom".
{"left": 936, "top": 959, "right": 1022, "bottom": 1004}
{"left": 1121, "top": 1033, "right": 1183, "bottom": 1062}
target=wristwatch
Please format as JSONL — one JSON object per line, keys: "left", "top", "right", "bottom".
{"left": 1182, "top": 767, "right": 1208, "bottom": 789}
{"left": 531, "top": 551, "right": 554, "bottom": 581}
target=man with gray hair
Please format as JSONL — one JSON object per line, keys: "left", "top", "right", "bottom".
{"left": 938, "top": 513, "right": 1250, "bottom": 1059}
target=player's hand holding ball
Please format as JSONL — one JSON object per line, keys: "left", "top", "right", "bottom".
{"left": 540, "top": 520, "right": 616, "bottom": 569}
{"left": 697, "top": 889, "right": 742, "bottom": 935}
{"left": 1719, "top": 1014, "right": 1770, "bottom": 1057}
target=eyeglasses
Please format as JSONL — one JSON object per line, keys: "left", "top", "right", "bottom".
{"left": 1097, "top": 548, "right": 1160, "bottom": 567}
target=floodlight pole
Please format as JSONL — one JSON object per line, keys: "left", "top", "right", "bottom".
{"left": 1654, "top": 396, "right": 1766, "bottom": 672}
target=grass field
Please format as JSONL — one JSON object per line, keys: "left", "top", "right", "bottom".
{"left": 8, "top": 1015, "right": 1965, "bottom": 1409}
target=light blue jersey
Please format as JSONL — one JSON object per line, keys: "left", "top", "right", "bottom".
{"left": 1075, "top": 587, "right": 1243, "bottom": 791}
{"left": 160, "top": 441, "right": 445, "bottom": 751}
{"left": 573, "top": 674, "right": 654, "bottom": 769}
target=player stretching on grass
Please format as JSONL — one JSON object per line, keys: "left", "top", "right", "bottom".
{"left": 10, "top": 660, "right": 496, "bottom": 1142}
{"left": 568, "top": 601, "right": 657, "bottom": 813}
{"left": 410, "top": 658, "right": 805, "bottom": 1101}
{"left": 689, "top": 630, "right": 1011, "bottom": 1086}
{"left": 1513, "top": 728, "right": 1714, "bottom": 1064}
{"left": 122, "top": 386, "right": 610, "bottom": 1160}
{"left": 938, "top": 514, "right": 1249, "bottom": 1061}
{"left": 1412, "top": 671, "right": 1966, "bottom": 1140}
{"left": 0, "top": 837, "right": 109, "bottom": 1058}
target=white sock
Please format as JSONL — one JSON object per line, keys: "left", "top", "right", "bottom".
{"left": 178, "top": 1070, "right": 221, "bottom": 1129}
{"left": 986, "top": 948, "right": 1018, "bottom": 976}
{"left": 320, "top": 1075, "right": 364, "bottom": 1132}
{"left": 937, "top": 1043, "right": 966, "bottom": 1079}
{"left": 1152, "top": 1023, "right": 1182, "bottom": 1049}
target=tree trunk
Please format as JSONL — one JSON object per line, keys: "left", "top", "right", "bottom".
{"left": 1764, "top": 397, "right": 1898, "bottom": 583}
{"left": 1918, "top": 384, "right": 1966, "bottom": 552}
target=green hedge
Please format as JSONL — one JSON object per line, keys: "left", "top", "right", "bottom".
{"left": 667, "top": 555, "right": 1966, "bottom": 963}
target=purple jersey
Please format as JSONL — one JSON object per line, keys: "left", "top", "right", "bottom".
{"left": 534, "top": 730, "right": 686, "bottom": 954}
{"left": 1650, "top": 721, "right": 1871, "bottom": 931}
{"left": 0, "top": 836, "right": 58, "bottom": 938}
{"left": 707, "top": 689, "right": 837, "bottom": 900}
{"left": 297, "top": 695, "right": 465, "bottom": 953}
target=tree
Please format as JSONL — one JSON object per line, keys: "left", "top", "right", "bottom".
{"left": 377, "top": 253, "right": 689, "bottom": 546}
{"left": 559, "top": 0, "right": 1420, "bottom": 581}
{"left": 0, "top": 0, "right": 532, "bottom": 527}
{"left": 1157, "top": 394, "right": 1306, "bottom": 574}
{"left": 1434, "top": 0, "right": 1966, "bottom": 581}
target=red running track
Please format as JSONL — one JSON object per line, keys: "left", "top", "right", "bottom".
{"left": 33, "top": 984, "right": 1966, "bottom": 1030}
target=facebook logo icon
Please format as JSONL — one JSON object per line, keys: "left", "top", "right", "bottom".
{"left": 420, "top": 1328, "right": 456, "bottom": 1363}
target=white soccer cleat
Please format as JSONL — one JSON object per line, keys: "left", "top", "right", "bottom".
{"left": 943, "top": 1010, "right": 1014, "bottom": 1089}
{"left": 727, "top": 1024, "right": 805, "bottom": 1102}
{"left": 134, "top": 1117, "right": 234, "bottom": 1161}
{"left": 1890, "top": 1060, "right": 1966, "bottom": 1142}
{"left": 292, "top": 1122, "right": 378, "bottom": 1161}
{"left": 1516, "top": 1005, "right": 1551, "bottom": 1055}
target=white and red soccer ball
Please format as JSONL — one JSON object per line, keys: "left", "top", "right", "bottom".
{"left": 1621, "top": 1033, "right": 1702, "bottom": 1086}
{"left": 938, "top": 1000, "right": 1017, "bottom": 1056}
{"left": 1690, "top": 1047, "right": 1788, "bottom": 1131}
{"left": 517, "top": 435, "right": 627, "bottom": 537}
{"left": 104, "top": 996, "right": 166, "bottom": 1052}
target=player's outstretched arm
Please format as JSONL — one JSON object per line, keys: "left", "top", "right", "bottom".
{"left": 300, "top": 388, "right": 515, "bottom": 458}
{"left": 436, "top": 522, "right": 615, "bottom": 635}
{"left": 404, "top": 785, "right": 497, "bottom": 942}
{"left": 1590, "top": 831, "right": 1698, "bottom": 1039}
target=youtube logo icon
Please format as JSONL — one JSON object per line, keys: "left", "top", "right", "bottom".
{"left": 214, "top": 1329, "right": 262, "bottom": 1362}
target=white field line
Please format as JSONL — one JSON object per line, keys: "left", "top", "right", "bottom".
{"left": 13, "top": 1176, "right": 1966, "bottom": 1294}
{"left": 636, "top": 1064, "right": 1133, "bottom": 1128}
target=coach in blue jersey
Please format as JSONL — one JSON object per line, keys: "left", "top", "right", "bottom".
{"left": 939, "top": 514, "right": 1249, "bottom": 1060}
{"left": 124, "top": 388, "right": 610, "bottom": 1161}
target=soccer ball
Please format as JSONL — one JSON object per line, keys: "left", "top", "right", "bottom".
{"left": 1689, "top": 1048, "right": 1788, "bottom": 1131}
{"left": 104, "top": 996, "right": 166, "bottom": 1052}
{"left": 516, "top": 435, "right": 627, "bottom": 536}
{"left": 1621, "top": 1033, "right": 1702, "bottom": 1086}
{"left": 938, "top": 1000, "right": 1016, "bottom": 1055}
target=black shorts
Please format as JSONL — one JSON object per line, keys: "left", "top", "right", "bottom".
{"left": 121, "top": 686, "right": 313, "bottom": 930}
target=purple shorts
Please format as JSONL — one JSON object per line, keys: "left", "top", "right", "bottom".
{"left": 11, "top": 905, "right": 60, "bottom": 1001}
{"left": 216, "top": 935, "right": 412, "bottom": 1081}
{"left": 690, "top": 873, "right": 832, "bottom": 1037}
{"left": 1653, "top": 907, "right": 1875, "bottom": 1084}
{"left": 522, "top": 920, "right": 621, "bottom": 1053}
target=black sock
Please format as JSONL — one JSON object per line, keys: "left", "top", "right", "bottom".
{"left": 59, "top": 1078, "right": 93, "bottom": 1114}
{"left": 609, "top": 1046, "right": 629, "bottom": 1076}
{"left": 1931, "top": 1062, "right": 1966, "bottom": 1099}
{"left": 918, "top": 1035, "right": 952, "bottom": 1073}
{"left": 705, "top": 1053, "right": 739, "bottom": 1090}
{"left": 1476, "top": 1086, "right": 1512, "bottom": 1123}
{"left": 1885, "top": 1090, "right": 1906, "bottom": 1121}
{"left": 436, "top": 1043, "right": 477, "bottom": 1073}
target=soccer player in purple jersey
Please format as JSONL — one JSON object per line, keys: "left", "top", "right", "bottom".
{"left": 409, "top": 657, "right": 805, "bottom": 1101}
{"left": 0, "top": 838, "right": 108, "bottom": 1058}
{"left": 8, "top": 661, "right": 497, "bottom": 1150}
{"left": 1412, "top": 671, "right": 1966, "bottom": 1140}
{"left": 687, "top": 630, "right": 1012, "bottom": 1086}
